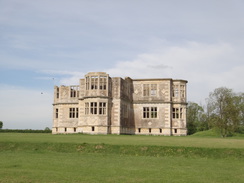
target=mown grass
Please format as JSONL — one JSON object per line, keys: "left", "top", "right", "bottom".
{"left": 0, "top": 133, "right": 244, "bottom": 183}
{"left": 1, "top": 133, "right": 244, "bottom": 149}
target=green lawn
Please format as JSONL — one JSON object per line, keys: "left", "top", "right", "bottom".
{"left": 1, "top": 133, "right": 244, "bottom": 148}
{"left": 0, "top": 133, "right": 244, "bottom": 183}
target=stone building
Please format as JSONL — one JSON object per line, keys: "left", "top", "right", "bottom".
{"left": 52, "top": 72, "right": 188, "bottom": 136}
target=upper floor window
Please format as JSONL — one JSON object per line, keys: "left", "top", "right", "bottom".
{"left": 86, "top": 77, "right": 90, "bottom": 90}
{"left": 180, "top": 85, "right": 185, "bottom": 98}
{"left": 91, "top": 76, "right": 98, "bottom": 90}
{"left": 99, "top": 76, "right": 107, "bottom": 90}
{"left": 143, "top": 84, "right": 157, "bottom": 97}
{"left": 56, "top": 87, "right": 59, "bottom": 98}
{"left": 173, "top": 85, "right": 179, "bottom": 97}
{"left": 86, "top": 75, "right": 107, "bottom": 90}
{"left": 143, "top": 107, "right": 157, "bottom": 118}
{"left": 70, "top": 86, "right": 79, "bottom": 98}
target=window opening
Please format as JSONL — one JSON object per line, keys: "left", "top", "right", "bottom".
{"left": 92, "top": 126, "right": 95, "bottom": 131}
{"left": 90, "top": 102, "right": 97, "bottom": 114}
{"left": 159, "top": 128, "right": 162, "bottom": 133}
{"left": 173, "top": 107, "right": 182, "bottom": 119}
{"left": 149, "top": 128, "right": 151, "bottom": 133}
{"left": 173, "top": 85, "right": 179, "bottom": 97}
{"left": 99, "top": 102, "right": 106, "bottom": 115}
{"left": 143, "top": 84, "right": 150, "bottom": 96}
{"left": 86, "top": 76, "right": 90, "bottom": 90}
{"left": 85, "top": 103, "right": 89, "bottom": 114}
{"left": 99, "top": 76, "right": 107, "bottom": 90}
{"left": 69, "top": 108, "right": 79, "bottom": 118}
{"left": 56, "top": 87, "right": 59, "bottom": 98}
{"left": 143, "top": 107, "right": 157, "bottom": 119}
{"left": 91, "top": 76, "right": 98, "bottom": 90}
{"left": 56, "top": 108, "right": 58, "bottom": 118}
{"left": 138, "top": 128, "right": 141, "bottom": 133}
{"left": 180, "top": 85, "right": 185, "bottom": 98}
{"left": 70, "top": 86, "right": 79, "bottom": 98}
{"left": 151, "top": 84, "right": 157, "bottom": 96}
{"left": 174, "top": 129, "right": 177, "bottom": 133}
{"left": 143, "top": 84, "right": 157, "bottom": 96}
{"left": 64, "top": 127, "right": 67, "bottom": 132}
{"left": 74, "top": 128, "right": 76, "bottom": 132}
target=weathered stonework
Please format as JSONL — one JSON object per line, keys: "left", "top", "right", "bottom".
{"left": 52, "top": 72, "right": 188, "bottom": 136}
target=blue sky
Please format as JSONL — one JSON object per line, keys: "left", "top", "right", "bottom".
{"left": 1, "top": 0, "right": 244, "bottom": 129}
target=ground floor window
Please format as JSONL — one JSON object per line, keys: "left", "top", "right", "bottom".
{"left": 69, "top": 108, "right": 79, "bottom": 118}
{"left": 172, "top": 107, "right": 183, "bottom": 119}
{"left": 143, "top": 107, "right": 157, "bottom": 118}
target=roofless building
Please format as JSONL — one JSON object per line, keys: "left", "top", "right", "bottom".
{"left": 53, "top": 72, "right": 187, "bottom": 136}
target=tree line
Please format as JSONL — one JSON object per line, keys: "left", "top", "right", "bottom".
{"left": 187, "top": 87, "right": 244, "bottom": 137}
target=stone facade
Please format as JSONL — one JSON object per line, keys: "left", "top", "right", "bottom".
{"left": 52, "top": 72, "right": 188, "bottom": 136}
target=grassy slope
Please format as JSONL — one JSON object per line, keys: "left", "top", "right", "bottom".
{"left": 0, "top": 133, "right": 244, "bottom": 183}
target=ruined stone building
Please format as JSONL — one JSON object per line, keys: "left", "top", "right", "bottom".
{"left": 52, "top": 72, "right": 188, "bottom": 136}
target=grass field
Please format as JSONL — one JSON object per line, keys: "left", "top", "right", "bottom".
{"left": 0, "top": 133, "right": 244, "bottom": 183}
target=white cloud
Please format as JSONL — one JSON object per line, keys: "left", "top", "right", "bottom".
{"left": 104, "top": 41, "right": 244, "bottom": 102}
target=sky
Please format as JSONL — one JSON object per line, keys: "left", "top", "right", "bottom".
{"left": 0, "top": 0, "right": 244, "bottom": 129}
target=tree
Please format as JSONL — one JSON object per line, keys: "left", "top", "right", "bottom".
{"left": 187, "top": 102, "right": 206, "bottom": 135}
{"left": 206, "top": 87, "right": 240, "bottom": 137}
{"left": 0, "top": 121, "right": 3, "bottom": 129}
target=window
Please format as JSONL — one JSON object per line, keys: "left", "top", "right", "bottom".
{"left": 56, "top": 87, "right": 59, "bottom": 98}
{"left": 151, "top": 84, "right": 157, "bottom": 96}
{"left": 143, "top": 84, "right": 157, "bottom": 96}
{"left": 138, "top": 128, "right": 141, "bottom": 133}
{"left": 90, "top": 102, "right": 97, "bottom": 114}
{"left": 151, "top": 107, "right": 157, "bottom": 118}
{"left": 74, "top": 128, "right": 76, "bottom": 132}
{"left": 92, "top": 126, "right": 95, "bottom": 131}
{"left": 99, "top": 76, "right": 107, "bottom": 90}
{"left": 149, "top": 128, "right": 151, "bottom": 133}
{"left": 85, "top": 103, "right": 89, "bottom": 114}
{"left": 143, "top": 107, "right": 158, "bottom": 119}
{"left": 86, "top": 76, "right": 90, "bottom": 90}
{"left": 69, "top": 108, "right": 79, "bottom": 118}
{"left": 143, "top": 107, "right": 150, "bottom": 118}
{"left": 87, "top": 102, "right": 107, "bottom": 115}
{"left": 70, "top": 86, "right": 79, "bottom": 98}
{"left": 173, "top": 107, "right": 183, "bottom": 119}
{"left": 55, "top": 109, "right": 58, "bottom": 118}
{"left": 173, "top": 85, "right": 179, "bottom": 97}
{"left": 174, "top": 129, "right": 178, "bottom": 133}
{"left": 91, "top": 76, "right": 98, "bottom": 90}
{"left": 159, "top": 128, "right": 162, "bottom": 133}
{"left": 64, "top": 127, "right": 67, "bottom": 132}
{"left": 180, "top": 85, "right": 185, "bottom": 98}
{"left": 99, "top": 102, "right": 106, "bottom": 115}
{"left": 143, "top": 84, "right": 150, "bottom": 96}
